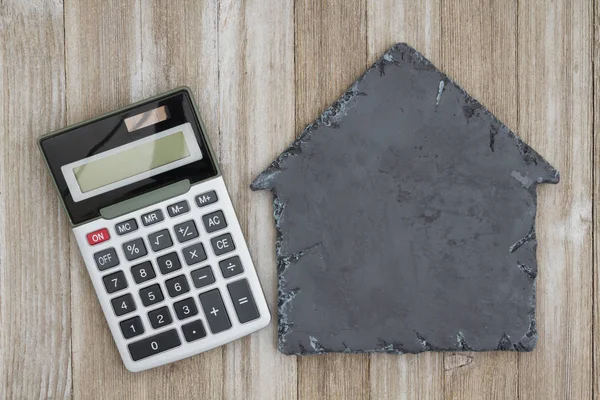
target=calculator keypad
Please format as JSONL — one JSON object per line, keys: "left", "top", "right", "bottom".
{"left": 157, "top": 252, "right": 182, "bottom": 275}
{"left": 120, "top": 316, "right": 144, "bottom": 339}
{"left": 202, "top": 210, "right": 227, "bottom": 233}
{"left": 182, "top": 242, "right": 207, "bottom": 265}
{"left": 103, "top": 271, "right": 128, "bottom": 293}
{"left": 190, "top": 266, "right": 216, "bottom": 289}
{"left": 165, "top": 275, "right": 190, "bottom": 298}
{"left": 148, "top": 229, "right": 173, "bottom": 252}
{"left": 130, "top": 261, "right": 156, "bottom": 284}
{"left": 181, "top": 320, "right": 207, "bottom": 342}
{"left": 128, "top": 329, "right": 181, "bottom": 361}
{"left": 174, "top": 220, "right": 199, "bottom": 243}
{"left": 78, "top": 180, "right": 267, "bottom": 368}
{"left": 173, "top": 297, "right": 198, "bottom": 320}
{"left": 199, "top": 289, "right": 231, "bottom": 334}
{"left": 111, "top": 293, "right": 136, "bottom": 316}
{"left": 139, "top": 284, "right": 164, "bottom": 307}
{"left": 210, "top": 233, "right": 235, "bottom": 256}
{"left": 122, "top": 238, "right": 147, "bottom": 261}
{"left": 94, "top": 248, "right": 120, "bottom": 271}
{"left": 148, "top": 306, "right": 173, "bottom": 329}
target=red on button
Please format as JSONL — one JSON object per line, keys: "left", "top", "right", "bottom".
{"left": 87, "top": 228, "right": 110, "bottom": 245}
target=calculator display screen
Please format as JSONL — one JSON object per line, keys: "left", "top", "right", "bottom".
{"left": 61, "top": 123, "right": 203, "bottom": 202}
{"left": 74, "top": 130, "right": 189, "bottom": 193}
{"left": 40, "top": 89, "right": 219, "bottom": 225}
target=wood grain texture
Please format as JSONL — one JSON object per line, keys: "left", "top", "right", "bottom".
{"left": 64, "top": 0, "right": 145, "bottom": 397}
{"left": 294, "top": 1, "right": 370, "bottom": 399}
{"left": 517, "top": 0, "right": 594, "bottom": 399}
{"left": 217, "top": 0, "right": 297, "bottom": 399}
{"left": 366, "top": 1, "right": 444, "bottom": 399}
{"left": 0, "top": 0, "right": 597, "bottom": 398}
{"left": 593, "top": 0, "right": 599, "bottom": 397}
{"left": 138, "top": 1, "right": 225, "bottom": 397}
{"left": 440, "top": 1, "right": 519, "bottom": 399}
{"left": 0, "top": 1, "right": 72, "bottom": 398}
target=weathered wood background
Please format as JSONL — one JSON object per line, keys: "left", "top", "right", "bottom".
{"left": 0, "top": 0, "right": 597, "bottom": 398}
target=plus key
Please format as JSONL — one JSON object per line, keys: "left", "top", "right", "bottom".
{"left": 199, "top": 289, "right": 231, "bottom": 334}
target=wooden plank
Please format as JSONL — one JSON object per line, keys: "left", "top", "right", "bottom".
{"left": 137, "top": 1, "right": 224, "bottom": 397}
{"left": 294, "top": 1, "right": 370, "bottom": 399}
{"left": 217, "top": 1, "right": 297, "bottom": 399}
{"left": 517, "top": 0, "right": 594, "bottom": 399}
{"left": 366, "top": 1, "right": 444, "bottom": 399}
{"left": 439, "top": 1, "right": 519, "bottom": 399}
{"left": 0, "top": 1, "right": 72, "bottom": 398}
{"left": 593, "top": 0, "right": 599, "bottom": 397}
{"left": 64, "top": 0, "right": 145, "bottom": 397}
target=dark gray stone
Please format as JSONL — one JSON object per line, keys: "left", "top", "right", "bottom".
{"left": 251, "top": 43, "right": 559, "bottom": 355}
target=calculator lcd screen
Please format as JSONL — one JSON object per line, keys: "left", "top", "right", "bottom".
{"left": 61, "top": 123, "right": 202, "bottom": 202}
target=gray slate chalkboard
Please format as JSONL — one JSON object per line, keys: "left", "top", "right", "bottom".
{"left": 251, "top": 43, "right": 559, "bottom": 355}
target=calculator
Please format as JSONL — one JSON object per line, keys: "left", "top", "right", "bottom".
{"left": 39, "top": 88, "right": 271, "bottom": 372}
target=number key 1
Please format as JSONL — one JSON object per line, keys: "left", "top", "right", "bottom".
{"left": 120, "top": 316, "right": 144, "bottom": 339}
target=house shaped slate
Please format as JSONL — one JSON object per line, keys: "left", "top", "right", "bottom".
{"left": 251, "top": 43, "right": 559, "bottom": 354}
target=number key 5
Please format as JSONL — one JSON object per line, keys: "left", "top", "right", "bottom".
{"left": 139, "top": 284, "right": 164, "bottom": 306}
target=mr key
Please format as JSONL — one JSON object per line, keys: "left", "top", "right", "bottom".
{"left": 39, "top": 88, "right": 271, "bottom": 372}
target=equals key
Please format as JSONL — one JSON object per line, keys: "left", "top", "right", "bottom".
{"left": 227, "top": 279, "right": 260, "bottom": 324}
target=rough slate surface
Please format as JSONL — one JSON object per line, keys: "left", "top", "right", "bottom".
{"left": 251, "top": 43, "right": 559, "bottom": 355}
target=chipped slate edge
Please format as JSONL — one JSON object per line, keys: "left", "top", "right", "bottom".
{"left": 251, "top": 42, "right": 560, "bottom": 191}
{"left": 252, "top": 42, "right": 550, "bottom": 355}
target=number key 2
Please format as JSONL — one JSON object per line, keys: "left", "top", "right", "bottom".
{"left": 148, "top": 306, "right": 173, "bottom": 329}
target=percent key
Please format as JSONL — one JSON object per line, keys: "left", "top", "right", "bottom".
{"left": 122, "top": 238, "right": 147, "bottom": 261}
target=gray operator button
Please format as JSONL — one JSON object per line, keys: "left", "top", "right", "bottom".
{"left": 141, "top": 209, "right": 164, "bottom": 226}
{"left": 115, "top": 218, "right": 138, "bottom": 236}
{"left": 94, "top": 247, "right": 119, "bottom": 271}
{"left": 174, "top": 220, "right": 199, "bottom": 243}
{"left": 148, "top": 229, "right": 173, "bottom": 252}
{"left": 195, "top": 191, "right": 218, "bottom": 207}
{"left": 167, "top": 200, "right": 190, "bottom": 217}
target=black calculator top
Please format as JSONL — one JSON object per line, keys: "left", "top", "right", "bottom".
{"left": 39, "top": 88, "right": 219, "bottom": 226}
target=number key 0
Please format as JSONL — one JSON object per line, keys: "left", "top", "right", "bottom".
{"left": 128, "top": 329, "right": 181, "bottom": 361}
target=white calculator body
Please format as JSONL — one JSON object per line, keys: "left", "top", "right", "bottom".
{"left": 39, "top": 88, "right": 270, "bottom": 372}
